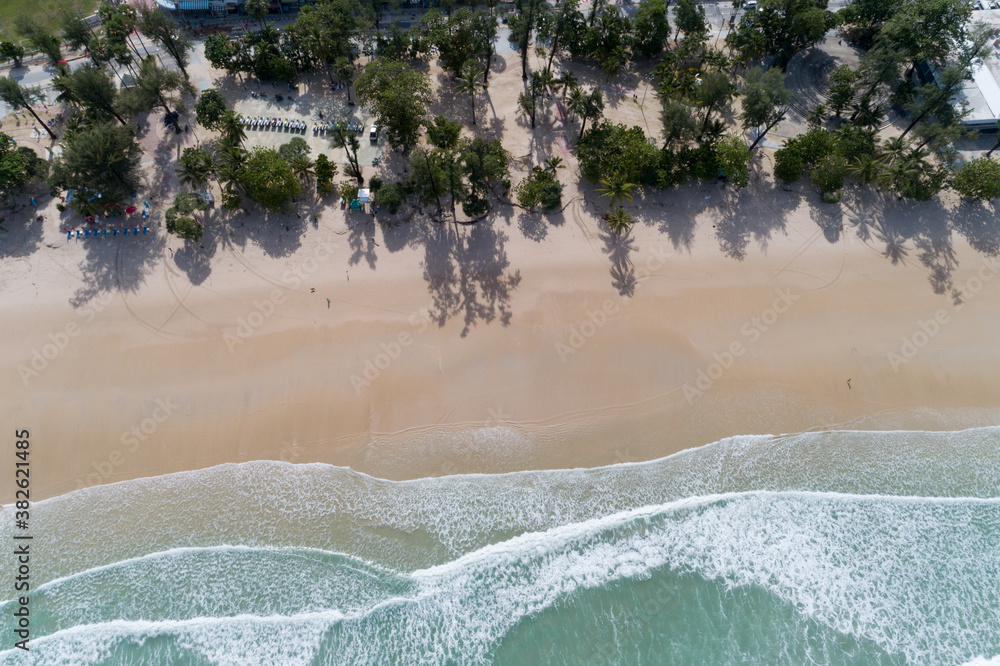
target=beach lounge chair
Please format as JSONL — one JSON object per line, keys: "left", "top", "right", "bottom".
{"left": 124, "top": 228, "right": 130, "bottom": 236}
{"left": 143, "top": 227, "right": 149, "bottom": 234}
{"left": 113, "top": 229, "right": 118, "bottom": 237}
{"left": 84, "top": 229, "right": 90, "bottom": 238}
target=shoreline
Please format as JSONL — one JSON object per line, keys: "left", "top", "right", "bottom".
{"left": 5, "top": 175, "right": 1000, "bottom": 501}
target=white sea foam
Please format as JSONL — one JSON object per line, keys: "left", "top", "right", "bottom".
{"left": 3, "top": 491, "right": 998, "bottom": 665}
{"left": 2, "top": 426, "right": 997, "bottom": 588}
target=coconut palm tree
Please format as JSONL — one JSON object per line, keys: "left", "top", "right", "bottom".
{"left": 566, "top": 85, "right": 585, "bottom": 121}
{"left": 875, "top": 157, "right": 921, "bottom": 198}
{"left": 334, "top": 57, "right": 356, "bottom": 104}
{"left": 568, "top": 85, "right": 603, "bottom": 141}
{"left": 544, "top": 156, "right": 563, "bottom": 175}
{"left": 597, "top": 172, "right": 635, "bottom": 211}
{"left": 845, "top": 154, "right": 879, "bottom": 186}
{"left": 552, "top": 71, "right": 578, "bottom": 102}
{"left": 219, "top": 110, "right": 247, "bottom": 148}
{"left": 455, "top": 61, "right": 486, "bottom": 126}
{"left": 289, "top": 154, "right": 315, "bottom": 186}
{"left": 877, "top": 136, "right": 909, "bottom": 168}
{"left": 606, "top": 208, "right": 634, "bottom": 237}
{"left": 177, "top": 147, "right": 216, "bottom": 191}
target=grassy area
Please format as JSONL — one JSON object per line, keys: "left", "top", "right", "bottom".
{"left": 0, "top": 0, "right": 99, "bottom": 43}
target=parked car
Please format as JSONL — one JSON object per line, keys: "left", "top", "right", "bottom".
{"left": 745, "top": 0, "right": 758, "bottom": 9}
{"left": 369, "top": 124, "right": 379, "bottom": 143}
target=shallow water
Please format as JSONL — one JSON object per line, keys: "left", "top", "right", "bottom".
{"left": 2, "top": 427, "right": 999, "bottom": 664}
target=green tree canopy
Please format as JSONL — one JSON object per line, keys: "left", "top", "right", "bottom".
{"left": 577, "top": 121, "right": 659, "bottom": 185}
{"left": 727, "top": 0, "right": 833, "bottom": 66}
{"left": 14, "top": 15, "right": 62, "bottom": 67}
{"left": 632, "top": 0, "right": 671, "bottom": 58}
{"left": 740, "top": 66, "right": 791, "bottom": 151}
{"left": 63, "top": 65, "right": 129, "bottom": 126}
{"left": 0, "top": 42, "right": 26, "bottom": 68}
{"left": 239, "top": 147, "right": 301, "bottom": 211}
{"left": 715, "top": 134, "right": 752, "bottom": 187}
{"left": 50, "top": 122, "right": 144, "bottom": 215}
{"left": 196, "top": 89, "right": 228, "bottom": 130}
{"left": 0, "top": 134, "right": 31, "bottom": 204}
{"left": 166, "top": 192, "right": 209, "bottom": 241}
{"left": 355, "top": 58, "right": 431, "bottom": 157}
{"left": 953, "top": 158, "right": 1000, "bottom": 201}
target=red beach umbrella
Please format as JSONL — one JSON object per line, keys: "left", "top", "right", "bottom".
{"left": 126, "top": 206, "right": 137, "bottom": 214}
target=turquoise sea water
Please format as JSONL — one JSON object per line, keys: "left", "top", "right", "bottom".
{"left": 2, "top": 427, "right": 999, "bottom": 665}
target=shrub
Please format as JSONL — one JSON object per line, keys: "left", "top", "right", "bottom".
{"left": 369, "top": 177, "right": 383, "bottom": 192}
{"left": 797, "top": 128, "right": 834, "bottom": 167}
{"left": 377, "top": 182, "right": 405, "bottom": 213}
{"left": 515, "top": 166, "right": 564, "bottom": 210}
{"left": 166, "top": 216, "right": 203, "bottom": 241}
{"left": 339, "top": 180, "right": 360, "bottom": 202}
{"left": 952, "top": 158, "right": 1000, "bottom": 201}
{"left": 683, "top": 144, "right": 719, "bottom": 181}
{"left": 774, "top": 142, "right": 805, "bottom": 183}
{"left": 715, "top": 135, "right": 752, "bottom": 188}
{"left": 462, "top": 195, "right": 490, "bottom": 218}
{"left": 810, "top": 154, "right": 846, "bottom": 196}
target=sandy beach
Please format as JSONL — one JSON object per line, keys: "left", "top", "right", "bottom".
{"left": 3, "top": 53, "right": 1000, "bottom": 502}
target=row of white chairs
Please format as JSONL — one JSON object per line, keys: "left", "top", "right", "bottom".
{"left": 240, "top": 115, "right": 307, "bottom": 132}
{"left": 313, "top": 121, "right": 364, "bottom": 135}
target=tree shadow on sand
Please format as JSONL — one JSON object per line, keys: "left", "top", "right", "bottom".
{"left": 843, "top": 188, "right": 967, "bottom": 299}
{"left": 0, "top": 203, "right": 44, "bottom": 259}
{"left": 714, "top": 186, "right": 790, "bottom": 261}
{"left": 70, "top": 229, "right": 165, "bottom": 308}
{"left": 172, "top": 218, "right": 220, "bottom": 286}
{"left": 420, "top": 219, "right": 521, "bottom": 337}
{"left": 599, "top": 224, "right": 638, "bottom": 296}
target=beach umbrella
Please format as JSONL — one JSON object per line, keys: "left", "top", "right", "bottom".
{"left": 126, "top": 206, "right": 137, "bottom": 214}
{"left": 85, "top": 216, "right": 94, "bottom": 224}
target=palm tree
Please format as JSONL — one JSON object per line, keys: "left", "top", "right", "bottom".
{"left": 877, "top": 137, "right": 909, "bottom": 169}
{"left": 216, "top": 145, "right": 245, "bottom": 209}
{"left": 0, "top": 77, "right": 57, "bottom": 140}
{"left": 569, "top": 86, "right": 603, "bottom": 141}
{"left": 845, "top": 155, "right": 878, "bottom": 186}
{"left": 606, "top": 208, "right": 634, "bottom": 237}
{"left": 51, "top": 73, "right": 79, "bottom": 108}
{"left": 544, "top": 156, "right": 563, "bottom": 175}
{"left": 597, "top": 172, "right": 636, "bottom": 211}
{"left": 455, "top": 61, "right": 486, "bottom": 126}
{"left": 566, "top": 85, "right": 586, "bottom": 121}
{"left": 552, "top": 71, "right": 578, "bottom": 102}
{"left": 289, "top": 155, "right": 315, "bottom": 186}
{"left": 334, "top": 57, "right": 356, "bottom": 104}
{"left": 806, "top": 103, "right": 827, "bottom": 128}
{"left": 219, "top": 110, "right": 247, "bottom": 148}
{"left": 177, "top": 147, "right": 216, "bottom": 190}
{"left": 876, "top": 158, "right": 921, "bottom": 198}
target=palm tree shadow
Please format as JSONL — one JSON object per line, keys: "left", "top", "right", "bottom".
{"left": 347, "top": 215, "right": 378, "bottom": 269}
{"left": 420, "top": 219, "right": 521, "bottom": 336}
{"left": 599, "top": 224, "right": 637, "bottom": 296}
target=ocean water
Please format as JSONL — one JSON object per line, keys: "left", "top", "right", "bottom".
{"left": 2, "top": 427, "right": 999, "bottom": 665}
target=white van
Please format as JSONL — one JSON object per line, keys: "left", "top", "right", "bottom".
{"left": 745, "top": 0, "right": 758, "bottom": 9}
